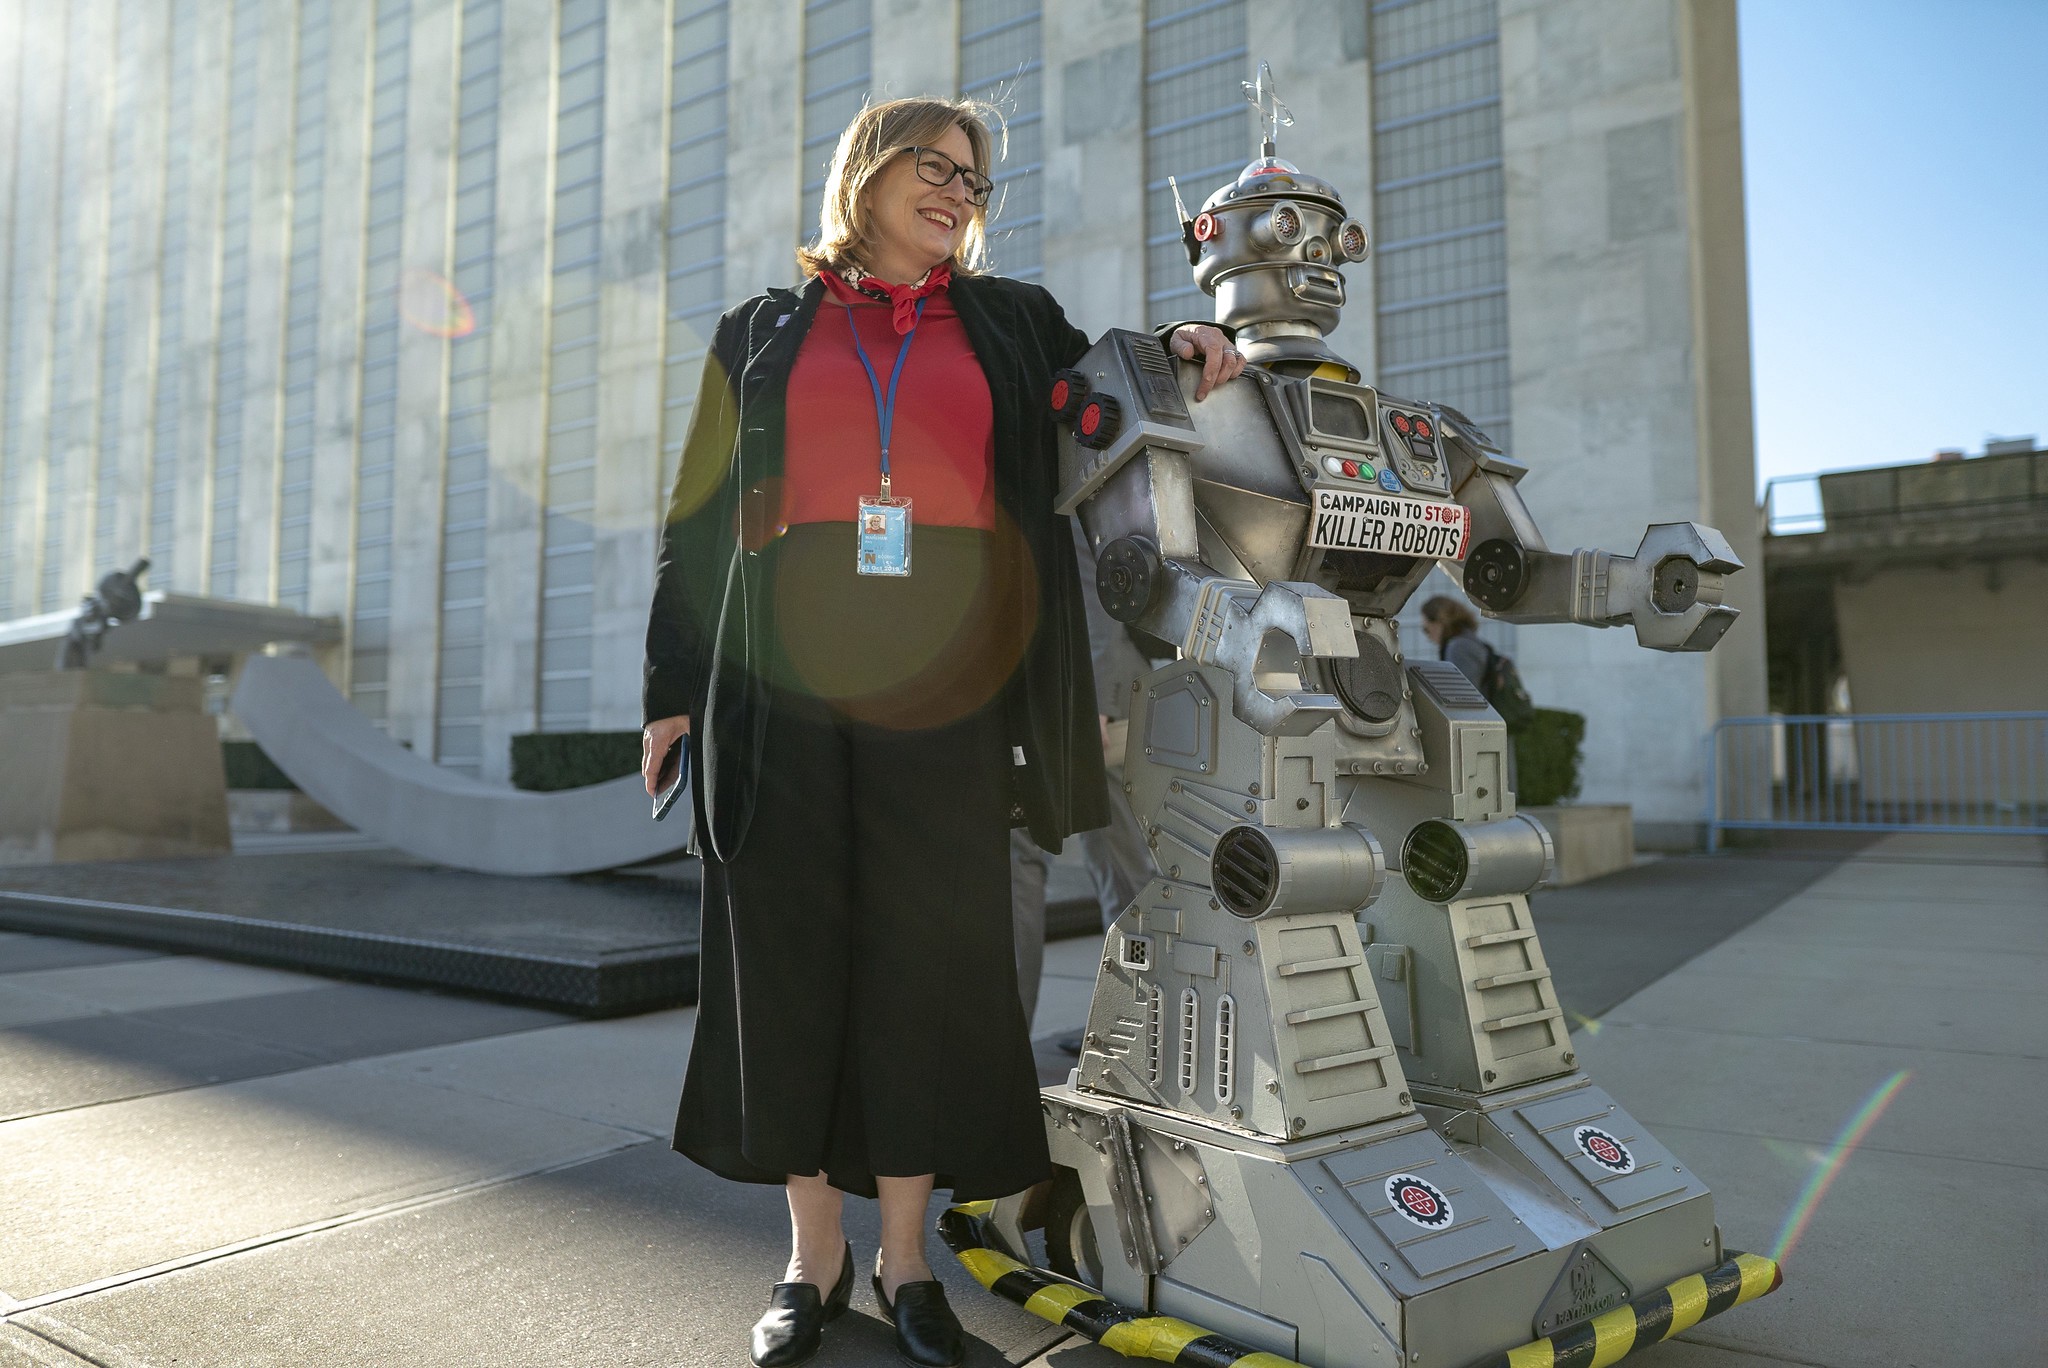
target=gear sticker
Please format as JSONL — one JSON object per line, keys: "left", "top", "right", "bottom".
{"left": 1385, "top": 1174, "right": 1454, "bottom": 1229}
{"left": 1574, "top": 1125, "right": 1637, "bottom": 1174}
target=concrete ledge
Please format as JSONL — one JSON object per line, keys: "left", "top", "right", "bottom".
{"left": 1524, "top": 803, "right": 1635, "bottom": 886}
{"left": 227, "top": 791, "right": 351, "bottom": 834}
{"left": 0, "top": 672, "right": 231, "bottom": 866}
{"left": 0, "top": 890, "right": 694, "bottom": 1015}
{"left": 0, "top": 850, "right": 701, "bottom": 1015}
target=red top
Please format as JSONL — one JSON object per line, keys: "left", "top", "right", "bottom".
{"left": 780, "top": 271, "right": 996, "bottom": 532}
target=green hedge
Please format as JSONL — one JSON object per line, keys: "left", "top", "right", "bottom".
{"left": 222, "top": 740, "right": 296, "bottom": 791}
{"left": 1514, "top": 707, "right": 1584, "bottom": 807}
{"left": 510, "top": 731, "right": 644, "bottom": 792}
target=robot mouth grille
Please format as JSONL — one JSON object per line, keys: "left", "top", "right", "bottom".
{"left": 1213, "top": 826, "right": 1279, "bottom": 917}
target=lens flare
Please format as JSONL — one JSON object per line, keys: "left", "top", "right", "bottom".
{"left": 1567, "top": 1011, "right": 1603, "bottom": 1036}
{"left": 1769, "top": 1068, "right": 1911, "bottom": 1265}
{"left": 399, "top": 268, "right": 476, "bottom": 338}
{"left": 737, "top": 478, "right": 790, "bottom": 552}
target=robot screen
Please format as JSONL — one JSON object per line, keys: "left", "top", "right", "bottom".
{"left": 1310, "top": 390, "right": 1373, "bottom": 444}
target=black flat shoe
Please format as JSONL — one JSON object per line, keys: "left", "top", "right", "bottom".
{"left": 872, "top": 1273, "right": 964, "bottom": 1368}
{"left": 750, "top": 1241, "right": 853, "bottom": 1368}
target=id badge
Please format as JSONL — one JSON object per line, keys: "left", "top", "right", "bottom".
{"left": 856, "top": 496, "right": 912, "bottom": 576}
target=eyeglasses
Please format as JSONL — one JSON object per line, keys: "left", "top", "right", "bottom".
{"left": 897, "top": 146, "right": 993, "bottom": 207}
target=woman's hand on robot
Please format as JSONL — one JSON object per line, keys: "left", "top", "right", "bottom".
{"left": 641, "top": 715, "right": 691, "bottom": 797}
{"left": 1170, "top": 324, "right": 1247, "bottom": 401}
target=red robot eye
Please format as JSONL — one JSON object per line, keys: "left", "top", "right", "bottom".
{"left": 1192, "top": 212, "right": 1219, "bottom": 242}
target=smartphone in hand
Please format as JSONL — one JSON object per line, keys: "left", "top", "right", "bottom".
{"left": 652, "top": 737, "right": 690, "bottom": 821}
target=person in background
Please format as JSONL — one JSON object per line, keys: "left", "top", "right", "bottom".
{"left": 1420, "top": 595, "right": 1489, "bottom": 687}
{"left": 1421, "top": 593, "right": 1532, "bottom": 785}
{"left": 1010, "top": 533, "right": 1159, "bottom": 1034}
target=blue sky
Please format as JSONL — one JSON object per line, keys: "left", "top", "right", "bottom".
{"left": 1739, "top": 0, "right": 2048, "bottom": 493}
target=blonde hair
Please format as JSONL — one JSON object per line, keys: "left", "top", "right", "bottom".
{"left": 797, "top": 97, "right": 1000, "bottom": 279}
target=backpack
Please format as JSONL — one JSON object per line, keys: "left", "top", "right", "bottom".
{"left": 1479, "top": 642, "right": 1537, "bottom": 731}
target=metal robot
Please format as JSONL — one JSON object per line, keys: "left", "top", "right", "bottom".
{"left": 955, "top": 81, "right": 1779, "bottom": 1368}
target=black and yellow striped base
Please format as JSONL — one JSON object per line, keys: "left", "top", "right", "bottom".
{"left": 1473, "top": 1252, "right": 1783, "bottom": 1368}
{"left": 941, "top": 1203, "right": 1782, "bottom": 1368}
{"left": 939, "top": 1205, "right": 1305, "bottom": 1368}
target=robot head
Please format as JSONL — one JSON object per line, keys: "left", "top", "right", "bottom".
{"left": 1182, "top": 68, "right": 1369, "bottom": 375}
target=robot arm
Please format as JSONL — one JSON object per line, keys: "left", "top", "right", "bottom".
{"left": 1439, "top": 410, "right": 1743, "bottom": 653}
{"left": 1056, "top": 331, "right": 1359, "bottom": 737}
{"left": 1097, "top": 537, "right": 1355, "bottom": 736}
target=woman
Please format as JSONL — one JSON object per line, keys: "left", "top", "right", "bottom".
{"left": 640, "top": 97, "right": 1243, "bottom": 1368}
{"left": 1420, "top": 595, "right": 1489, "bottom": 688}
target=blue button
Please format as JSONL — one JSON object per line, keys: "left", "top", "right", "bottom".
{"left": 1377, "top": 467, "right": 1403, "bottom": 493}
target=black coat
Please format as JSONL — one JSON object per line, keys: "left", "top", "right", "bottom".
{"left": 643, "top": 272, "right": 1111, "bottom": 859}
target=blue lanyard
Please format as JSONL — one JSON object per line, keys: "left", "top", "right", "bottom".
{"left": 844, "top": 295, "right": 927, "bottom": 498}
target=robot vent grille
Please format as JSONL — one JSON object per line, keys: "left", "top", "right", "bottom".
{"left": 1179, "top": 988, "right": 1199, "bottom": 1096}
{"left": 1403, "top": 820, "right": 1470, "bottom": 904}
{"left": 1144, "top": 984, "right": 1163, "bottom": 1085}
{"left": 1214, "top": 994, "right": 1236, "bottom": 1106}
{"left": 1213, "top": 827, "right": 1279, "bottom": 917}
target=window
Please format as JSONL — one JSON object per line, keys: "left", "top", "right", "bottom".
{"left": 275, "top": 0, "right": 334, "bottom": 612}
{"left": 434, "top": 0, "right": 503, "bottom": 774}
{"left": 1369, "top": 0, "right": 1511, "bottom": 450}
{"left": 350, "top": 0, "right": 411, "bottom": 727}
{"left": 538, "top": 0, "right": 607, "bottom": 733}
{"left": 38, "top": 0, "right": 107, "bottom": 611}
{"left": 1143, "top": 0, "right": 1248, "bottom": 329}
{"left": 208, "top": 0, "right": 266, "bottom": 599}
{"left": 660, "top": 1, "right": 729, "bottom": 494}
{"left": 94, "top": 0, "right": 155, "bottom": 581}
{"left": 960, "top": 0, "right": 1044, "bottom": 281}
{"left": 800, "top": 0, "right": 871, "bottom": 242}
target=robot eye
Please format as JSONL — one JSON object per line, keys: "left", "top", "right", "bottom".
{"left": 1271, "top": 206, "right": 1301, "bottom": 243}
{"left": 1193, "top": 212, "right": 1219, "bottom": 242}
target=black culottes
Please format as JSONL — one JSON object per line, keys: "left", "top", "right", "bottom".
{"left": 673, "top": 524, "right": 1052, "bottom": 1202}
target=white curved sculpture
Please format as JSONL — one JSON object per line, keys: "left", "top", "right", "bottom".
{"left": 231, "top": 655, "right": 690, "bottom": 876}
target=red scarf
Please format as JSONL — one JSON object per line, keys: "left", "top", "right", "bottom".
{"left": 823, "top": 261, "right": 953, "bottom": 334}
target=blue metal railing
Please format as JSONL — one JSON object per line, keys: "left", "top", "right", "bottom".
{"left": 1707, "top": 713, "right": 2048, "bottom": 851}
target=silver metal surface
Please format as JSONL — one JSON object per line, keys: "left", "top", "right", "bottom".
{"left": 1213, "top": 822, "right": 1386, "bottom": 920}
{"left": 988, "top": 106, "right": 1759, "bottom": 1368}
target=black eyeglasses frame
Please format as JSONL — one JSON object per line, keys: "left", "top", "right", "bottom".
{"left": 894, "top": 145, "right": 994, "bottom": 207}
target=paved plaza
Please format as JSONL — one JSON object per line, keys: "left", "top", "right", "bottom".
{"left": 2, "top": 834, "right": 2041, "bottom": 1367}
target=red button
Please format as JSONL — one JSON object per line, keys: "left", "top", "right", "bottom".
{"left": 1341, "top": 460, "right": 1358, "bottom": 477}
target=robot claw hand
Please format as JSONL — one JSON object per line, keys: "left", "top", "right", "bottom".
{"left": 1605, "top": 522, "right": 1743, "bottom": 651}
{"left": 1463, "top": 521, "right": 1742, "bottom": 652}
